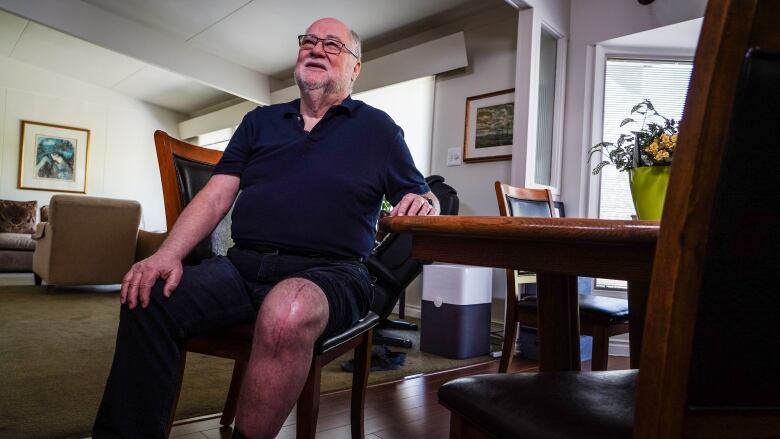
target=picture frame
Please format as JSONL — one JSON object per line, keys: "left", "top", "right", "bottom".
{"left": 463, "top": 89, "right": 514, "bottom": 163}
{"left": 18, "top": 120, "right": 90, "bottom": 193}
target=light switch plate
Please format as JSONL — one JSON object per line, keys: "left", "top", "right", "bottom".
{"left": 446, "top": 147, "right": 462, "bottom": 166}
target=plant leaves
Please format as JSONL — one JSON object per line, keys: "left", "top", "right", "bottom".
{"left": 588, "top": 99, "right": 678, "bottom": 174}
{"left": 592, "top": 161, "right": 610, "bottom": 175}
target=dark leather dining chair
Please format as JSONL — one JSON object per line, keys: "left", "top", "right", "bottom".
{"left": 153, "top": 131, "right": 380, "bottom": 438}
{"left": 440, "top": 2, "right": 780, "bottom": 437}
{"left": 367, "top": 175, "right": 459, "bottom": 348}
{"left": 494, "top": 181, "right": 629, "bottom": 371}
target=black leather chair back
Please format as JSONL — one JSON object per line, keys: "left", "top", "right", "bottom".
{"left": 505, "top": 196, "right": 552, "bottom": 218}
{"left": 686, "top": 49, "right": 780, "bottom": 410}
{"left": 428, "top": 175, "right": 459, "bottom": 217}
{"left": 173, "top": 154, "right": 217, "bottom": 264}
{"left": 368, "top": 175, "right": 459, "bottom": 318}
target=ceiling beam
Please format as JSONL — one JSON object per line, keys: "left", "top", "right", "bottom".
{"left": 0, "top": 0, "right": 272, "bottom": 104}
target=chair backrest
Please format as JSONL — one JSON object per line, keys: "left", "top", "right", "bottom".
{"left": 428, "top": 175, "right": 459, "bottom": 216}
{"left": 154, "top": 130, "right": 223, "bottom": 264}
{"left": 552, "top": 201, "right": 565, "bottom": 219}
{"left": 494, "top": 182, "right": 554, "bottom": 218}
{"left": 635, "top": 1, "right": 780, "bottom": 437}
{"left": 493, "top": 182, "right": 554, "bottom": 300}
{"left": 368, "top": 175, "right": 459, "bottom": 318}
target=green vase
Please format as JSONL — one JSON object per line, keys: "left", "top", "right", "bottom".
{"left": 628, "top": 166, "right": 671, "bottom": 220}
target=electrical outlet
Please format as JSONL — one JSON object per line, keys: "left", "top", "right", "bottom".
{"left": 446, "top": 147, "right": 462, "bottom": 166}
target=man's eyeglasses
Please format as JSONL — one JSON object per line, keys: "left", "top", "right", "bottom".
{"left": 298, "top": 34, "right": 358, "bottom": 59}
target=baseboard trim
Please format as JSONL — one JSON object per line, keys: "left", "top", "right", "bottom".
{"left": 608, "top": 338, "right": 630, "bottom": 357}
{"left": 395, "top": 303, "right": 421, "bottom": 319}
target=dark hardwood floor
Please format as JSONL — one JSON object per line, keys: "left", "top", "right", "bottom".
{"left": 168, "top": 356, "right": 631, "bottom": 439}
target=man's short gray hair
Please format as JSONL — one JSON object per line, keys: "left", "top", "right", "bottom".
{"left": 350, "top": 29, "right": 362, "bottom": 61}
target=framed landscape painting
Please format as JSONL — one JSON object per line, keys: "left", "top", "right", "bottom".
{"left": 18, "top": 121, "right": 90, "bottom": 193}
{"left": 463, "top": 89, "right": 514, "bottom": 163}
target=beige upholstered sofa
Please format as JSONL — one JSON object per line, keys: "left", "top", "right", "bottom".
{"left": 32, "top": 195, "right": 142, "bottom": 287}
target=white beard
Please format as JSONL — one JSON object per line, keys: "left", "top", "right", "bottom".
{"left": 294, "top": 70, "right": 351, "bottom": 96}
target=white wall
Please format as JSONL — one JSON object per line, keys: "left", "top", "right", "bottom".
{"left": 402, "top": 13, "right": 519, "bottom": 322}
{"left": 0, "top": 55, "right": 185, "bottom": 231}
{"left": 354, "top": 76, "right": 435, "bottom": 176}
{"left": 513, "top": 0, "right": 570, "bottom": 36}
{"left": 431, "top": 16, "right": 518, "bottom": 217}
{"left": 559, "top": 0, "right": 707, "bottom": 217}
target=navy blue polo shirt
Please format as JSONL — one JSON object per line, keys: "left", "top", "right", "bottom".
{"left": 213, "top": 96, "right": 429, "bottom": 259}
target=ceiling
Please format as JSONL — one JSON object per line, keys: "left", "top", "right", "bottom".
{"left": 0, "top": 2, "right": 705, "bottom": 116}
{"left": 0, "top": 0, "right": 497, "bottom": 116}
{"left": 82, "top": 0, "right": 480, "bottom": 77}
{"left": 0, "top": 9, "right": 237, "bottom": 115}
{"left": 601, "top": 18, "right": 702, "bottom": 53}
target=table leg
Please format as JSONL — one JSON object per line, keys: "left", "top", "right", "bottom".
{"left": 627, "top": 280, "right": 650, "bottom": 369}
{"left": 536, "top": 273, "right": 581, "bottom": 372}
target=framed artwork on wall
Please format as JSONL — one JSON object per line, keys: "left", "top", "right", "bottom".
{"left": 463, "top": 88, "right": 514, "bottom": 163}
{"left": 18, "top": 120, "right": 90, "bottom": 193}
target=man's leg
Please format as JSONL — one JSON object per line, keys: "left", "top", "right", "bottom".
{"left": 93, "top": 256, "right": 255, "bottom": 438}
{"left": 234, "top": 277, "right": 329, "bottom": 438}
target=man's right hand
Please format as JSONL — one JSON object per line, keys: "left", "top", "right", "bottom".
{"left": 118, "top": 174, "right": 239, "bottom": 310}
{"left": 120, "top": 251, "right": 183, "bottom": 310}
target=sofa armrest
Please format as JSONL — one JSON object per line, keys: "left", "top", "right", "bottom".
{"left": 31, "top": 222, "right": 47, "bottom": 240}
{"left": 135, "top": 230, "right": 167, "bottom": 262}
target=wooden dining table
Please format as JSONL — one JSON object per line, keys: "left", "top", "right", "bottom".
{"left": 380, "top": 216, "right": 659, "bottom": 372}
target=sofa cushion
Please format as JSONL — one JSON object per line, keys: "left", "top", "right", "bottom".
{"left": 0, "top": 233, "right": 36, "bottom": 251}
{"left": 0, "top": 200, "right": 37, "bottom": 234}
{"left": 0, "top": 250, "right": 34, "bottom": 272}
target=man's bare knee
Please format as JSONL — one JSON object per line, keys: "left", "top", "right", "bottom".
{"left": 255, "top": 278, "right": 328, "bottom": 355}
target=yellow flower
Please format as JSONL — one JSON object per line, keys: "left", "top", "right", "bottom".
{"left": 660, "top": 134, "right": 676, "bottom": 149}
{"left": 646, "top": 141, "right": 659, "bottom": 154}
{"left": 654, "top": 150, "right": 670, "bottom": 162}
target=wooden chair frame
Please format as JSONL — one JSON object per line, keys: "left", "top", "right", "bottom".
{"left": 494, "top": 181, "right": 629, "bottom": 372}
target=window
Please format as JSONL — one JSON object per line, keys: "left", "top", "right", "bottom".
{"left": 354, "top": 76, "right": 435, "bottom": 174}
{"left": 596, "top": 58, "right": 693, "bottom": 290}
{"left": 534, "top": 29, "right": 558, "bottom": 186}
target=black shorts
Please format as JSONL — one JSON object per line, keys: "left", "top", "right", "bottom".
{"left": 226, "top": 247, "right": 374, "bottom": 338}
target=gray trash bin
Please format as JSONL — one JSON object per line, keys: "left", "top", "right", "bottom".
{"left": 420, "top": 264, "right": 492, "bottom": 359}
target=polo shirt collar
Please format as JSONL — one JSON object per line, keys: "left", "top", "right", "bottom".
{"left": 338, "top": 96, "right": 359, "bottom": 115}
{"left": 282, "top": 96, "right": 357, "bottom": 118}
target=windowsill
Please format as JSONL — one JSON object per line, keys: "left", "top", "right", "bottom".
{"left": 592, "top": 288, "right": 628, "bottom": 300}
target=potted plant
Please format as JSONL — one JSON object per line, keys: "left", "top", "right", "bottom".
{"left": 375, "top": 196, "right": 393, "bottom": 243}
{"left": 589, "top": 99, "right": 679, "bottom": 220}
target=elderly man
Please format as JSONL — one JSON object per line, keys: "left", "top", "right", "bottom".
{"left": 92, "top": 17, "right": 438, "bottom": 439}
